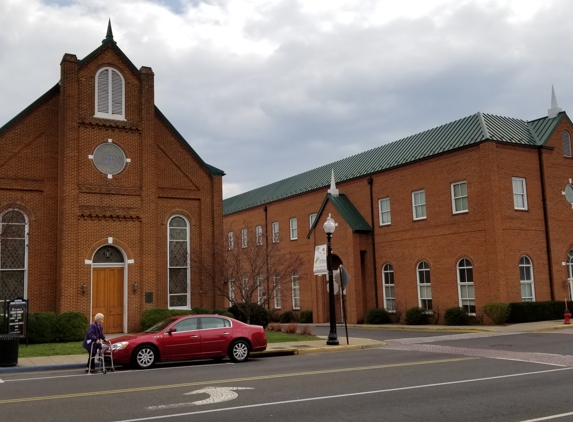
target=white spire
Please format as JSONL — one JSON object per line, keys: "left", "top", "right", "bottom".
{"left": 327, "top": 169, "right": 339, "bottom": 197}
{"left": 548, "top": 85, "right": 562, "bottom": 118}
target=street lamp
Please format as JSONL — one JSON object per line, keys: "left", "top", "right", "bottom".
{"left": 323, "top": 213, "right": 339, "bottom": 345}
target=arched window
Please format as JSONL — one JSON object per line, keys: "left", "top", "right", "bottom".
{"left": 292, "top": 271, "right": 300, "bottom": 310}
{"left": 457, "top": 258, "right": 475, "bottom": 314}
{"left": 519, "top": 256, "right": 535, "bottom": 302}
{"left": 168, "top": 216, "right": 189, "bottom": 309}
{"left": 95, "top": 67, "right": 125, "bottom": 120}
{"left": 563, "top": 131, "right": 572, "bottom": 158}
{"left": 417, "top": 261, "right": 432, "bottom": 311}
{"left": 0, "top": 209, "right": 28, "bottom": 303}
{"left": 382, "top": 263, "right": 395, "bottom": 311}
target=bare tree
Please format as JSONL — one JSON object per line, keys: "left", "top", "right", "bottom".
{"left": 192, "top": 222, "right": 303, "bottom": 324}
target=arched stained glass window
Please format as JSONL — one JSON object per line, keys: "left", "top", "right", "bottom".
{"left": 168, "top": 216, "right": 189, "bottom": 309}
{"left": 0, "top": 209, "right": 28, "bottom": 303}
{"left": 563, "top": 131, "right": 572, "bottom": 158}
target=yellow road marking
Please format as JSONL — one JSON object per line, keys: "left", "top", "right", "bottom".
{"left": 0, "top": 357, "right": 475, "bottom": 404}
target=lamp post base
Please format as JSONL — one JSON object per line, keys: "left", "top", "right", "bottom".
{"left": 326, "top": 331, "right": 339, "bottom": 346}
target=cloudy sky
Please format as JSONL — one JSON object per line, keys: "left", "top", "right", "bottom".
{"left": 1, "top": 0, "right": 571, "bottom": 198}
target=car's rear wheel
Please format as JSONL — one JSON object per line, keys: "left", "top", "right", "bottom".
{"left": 132, "top": 345, "right": 157, "bottom": 369}
{"left": 229, "top": 340, "right": 250, "bottom": 362}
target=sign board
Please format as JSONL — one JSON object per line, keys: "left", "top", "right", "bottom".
{"left": 313, "top": 245, "right": 327, "bottom": 275}
{"left": 6, "top": 298, "right": 28, "bottom": 339}
{"left": 333, "top": 265, "right": 351, "bottom": 290}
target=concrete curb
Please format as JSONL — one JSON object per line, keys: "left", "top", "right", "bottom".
{"left": 0, "top": 363, "right": 86, "bottom": 373}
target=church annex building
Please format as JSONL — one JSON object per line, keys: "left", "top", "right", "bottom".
{"left": 0, "top": 24, "right": 224, "bottom": 333}
{"left": 223, "top": 92, "right": 573, "bottom": 324}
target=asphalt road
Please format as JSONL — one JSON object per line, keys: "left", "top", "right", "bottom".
{"left": 2, "top": 328, "right": 573, "bottom": 422}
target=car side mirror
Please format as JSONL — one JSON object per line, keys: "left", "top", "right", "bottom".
{"left": 167, "top": 327, "right": 177, "bottom": 334}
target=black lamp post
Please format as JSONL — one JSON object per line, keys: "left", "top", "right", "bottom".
{"left": 323, "top": 213, "right": 339, "bottom": 345}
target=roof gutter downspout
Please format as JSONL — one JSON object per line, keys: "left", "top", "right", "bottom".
{"left": 538, "top": 147, "right": 555, "bottom": 300}
{"left": 368, "top": 176, "right": 379, "bottom": 308}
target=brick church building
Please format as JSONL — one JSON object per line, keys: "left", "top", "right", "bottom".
{"left": 223, "top": 90, "right": 573, "bottom": 324}
{"left": 0, "top": 24, "right": 224, "bottom": 333}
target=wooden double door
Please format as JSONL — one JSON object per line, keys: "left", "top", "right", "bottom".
{"left": 92, "top": 267, "right": 124, "bottom": 333}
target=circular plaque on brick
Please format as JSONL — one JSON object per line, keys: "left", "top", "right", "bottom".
{"left": 93, "top": 143, "right": 126, "bottom": 175}
{"left": 565, "top": 184, "right": 573, "bottom": 204}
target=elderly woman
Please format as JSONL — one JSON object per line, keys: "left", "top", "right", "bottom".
{"left": 83, "top": 313, "right": 107, "bottom": 373}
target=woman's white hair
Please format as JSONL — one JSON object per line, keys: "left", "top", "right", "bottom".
{"left": 95, "top": 313, "right": 104, "bottom": 322}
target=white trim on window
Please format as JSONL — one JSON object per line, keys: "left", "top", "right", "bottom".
{"left": 457, "top": 258, "right": 475, "bottom": 315}
{"left": 512, "top": 177, "right": 528, "bottom": 210}
{"left": 0, "top": 209, "right": 29, "bottom": 305}
{"left": 519, "top": 256, "right": 535, "bottom": 302}
{"left": 257, "top": 274, "right": 265, "bottom": 305}
{"left": 241, "top": 228, "right": 247, "bottom": 248}
{"left": 291, "top": 271, "right": 300, "bottom": 310}
{"left": 168, "top": 215, "right": 190, "bottom": 309}
{"left": 412, "top": 189, "right": 426, "bottom": 220}
{"left": 272, "top": 222, "right": 279, "bottom": 243}
{"left": 309, "top": 213, "right": 317, "bottom": 229}
{"left": 290, "top": 218, "right": 298, "bottom": 240}
{"left": 228, "top": 276, "right": 235, "bottom": 305}
{"left": 94, "top": 67, "right": 125, "bottom": 120}
{"left": 417, "top": 261, "right": 432, "bottom": 311}
{"left": 451, "top": 181, "right": 468, "bottom": 214}
{"left": 228, "top": 232, "right": 234, "bottom": 250}
{"left": 382, "top": 263, "right": 395, "bottom": 312}
{"left": 256, "top": 225, "right": 263, "bottom": 246}
{"left": 378, "top": 197, "right": 391, "bottom": 225}
{"left": 563, "top": 130, "right": 572, "bottom": 158}
{"left": 273, "top": 274, "right": 281, "bottom": 309}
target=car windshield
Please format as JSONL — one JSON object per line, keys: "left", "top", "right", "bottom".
{"left": 145, "top": 318, "right": 176, "bottom": 333}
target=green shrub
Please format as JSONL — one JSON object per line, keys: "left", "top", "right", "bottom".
{"left": 299, "top": 310, "right": 313, "bottom": 323}
{"left": 444, "top": 307, "right": 469, "bottom": 325}
{"left": 140, "top": 308, "right": 173, "bottom": 331}
{"left": 268, "top": 309, "right": 281, "bottom": 323}
{"left": 507, "top": 301, "right": 566, "bottom": 323}
{"left": 365, "top": 308, "right": 391, "bottom": 324}
{"left": 28, "top": 312, "right": 58, "bottom": 344}
{"left": 482, "top": 302, "right": 510, "bottom": 325}
{"left": 279, "top": 311, "right": 297, "bottom": 323}
{"left": 191, "top": 307, "right": 210, "bottom": 315}
{"left": 405, "top": 307, "right": 428, "bottom": 325}
{"left": 213, "top": 308, "right": 234, "bottom": 318}
{"left": 57, "top": 312, "right": 88, "bottom": 342}
{"left": 170, "top": 309, "right": 195, "bottom": 317}
{"left": 228, "top": 303, "right": 270, "bottom": 327}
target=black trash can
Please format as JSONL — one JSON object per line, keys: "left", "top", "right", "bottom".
{"left": 0, "top": 334, "right": 19, "bottom": 367}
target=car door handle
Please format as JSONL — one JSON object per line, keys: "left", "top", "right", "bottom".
{"left": 190, "top": 335, "right": 199, "bottom": 339}
{"left": 222, "top": 332, "right": 230, "bottom": 335}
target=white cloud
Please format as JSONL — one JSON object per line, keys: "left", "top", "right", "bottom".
{"left": 0, "top": 0, "right": 571, "bottom": 197}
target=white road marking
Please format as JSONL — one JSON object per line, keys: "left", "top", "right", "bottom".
{"left": 147, "top": 387, "right": 254, "bottom": 410}
{"left": 114, "top": 367, "right": 573, "bottom": 422}
{"left": 0, "top": 378, "right": 3, "bottom": 383}
{"left": 520, "top": 412, "right": 573, "bottom": 421}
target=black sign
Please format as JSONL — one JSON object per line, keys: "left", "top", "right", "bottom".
{"left": 7, "top": 298, "right": 28, "bottom": 338}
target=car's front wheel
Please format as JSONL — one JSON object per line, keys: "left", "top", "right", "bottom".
{"left": 132, "top": 345, "right": 157, "bottom": 369}
{"left": 229, "top": 340, "right": 250, "bottom": 363}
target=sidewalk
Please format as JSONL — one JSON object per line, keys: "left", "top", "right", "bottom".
{"left": 2, "top": 320, "right": 572, "bottom": 373}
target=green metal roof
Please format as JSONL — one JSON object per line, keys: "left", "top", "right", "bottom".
{"left": 223, "top": 111, "right": 566, "bottom": 215}
{"left": 307, "top": 194, "right": 372, "bottom": 238}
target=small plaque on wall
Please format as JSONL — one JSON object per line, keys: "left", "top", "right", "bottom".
{"left": 145, "top": 292, "right": 154, "bottom": 304}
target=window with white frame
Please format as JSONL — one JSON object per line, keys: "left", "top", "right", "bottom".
{"left": 417, "top": 261, "right": 432, "bottom": 311}
{"left": 242, "top": 275, "right": 249, "bottom": 302}
{"left": 0, "top": 209, "right": 28, "bottom": 304}
{"left": 309, "top": 213, "right": 317, "bottom": 228}
{"left": 228, "top": 276, "right": 235, "bottom": 304}
{"left": 290, "top": 218, "right": 298, "bottom": 240}
{"left": 378, "top": 197, "right": 391, "bottom": 225}
{"left": 451, "top": 181, "right": 468, "bottom": 214}
{"left": 412, "top": 190, "right": 426, "bottom": 220}
{"left": 168, "top": 216, "right": 190, "bottom": 308}
{"left": 257, "top": 274, "right": 265, "bottom": 305}
{"left": 241, "top": 228, "right": 247, "bottom": 248}
{"left": 228, "top": 232, "right": 234, "bottom": 250}
{"left": 382, "top": 263, "right": 395, "bottom": 311}
{"left": 512, "top": 177, "right": 528, "bottom": 210}
{"left": 563, "top": 130, "right": 572, "bottom": 158}
{"left": 292, "top": 271, "right": 300, "bottom": 310}
{"left": 519, "top": 256, "right": 535, "bottom": 302}
{"left": 457, "top": 258, "right": 475, "bottom": 314}
{"left": 95, "top": 67, "right": 125, "bottom": 120}
{"left": 256, "top": 225, "right": 263, "bottom": 245}
{"left": 273, "top": 274, "right": 281, "bottom": 309}
{"left": 272, "top": 222, "right": 279, "bottom": 243}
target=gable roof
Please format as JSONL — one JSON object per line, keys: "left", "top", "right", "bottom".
{"left": 223, "top": 111, "right": 567, "bottom": 215}
{"left": 307, "top": 194, "right": 372, "bottom": 238}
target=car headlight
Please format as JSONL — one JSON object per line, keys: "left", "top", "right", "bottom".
{"left": 111, "top": 341, "right": 129, "bottom": 350}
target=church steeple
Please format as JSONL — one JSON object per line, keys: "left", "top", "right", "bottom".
{"left": 548, "top": 85, "right": 562, "bottom": 118}
{"left": 102, "top": 19, "right": 115, "bottom": 44}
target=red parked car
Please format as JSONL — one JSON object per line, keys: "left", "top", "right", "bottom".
{"left": 105, "top": 315, "right": 267, "bottom": 369}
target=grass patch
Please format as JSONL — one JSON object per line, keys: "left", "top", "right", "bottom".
{"left": 18, "top": 332, "right": 319, "bottom": 358}
{"left": 264, "top": 331, "right": 320, "bottom": 343}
